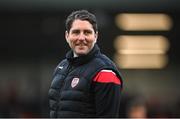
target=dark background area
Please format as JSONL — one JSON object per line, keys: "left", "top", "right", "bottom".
{"left": 0, "top": 0, "right": 180, "bottom": 117}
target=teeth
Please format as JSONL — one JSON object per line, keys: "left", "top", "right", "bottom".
{"left": 79, "top": 44, "right": 85, "bottom": 46}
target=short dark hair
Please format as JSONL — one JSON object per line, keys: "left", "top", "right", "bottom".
{"left": 65, "top": 10, "right": 98, "bottom": 33}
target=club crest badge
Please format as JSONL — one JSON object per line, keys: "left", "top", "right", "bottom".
{"left": 71, "top": 77, "right": 79, "bottom": 88}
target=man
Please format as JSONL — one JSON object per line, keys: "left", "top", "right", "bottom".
{"left": 48, "top": 10, "right": 123, "bottom": 118}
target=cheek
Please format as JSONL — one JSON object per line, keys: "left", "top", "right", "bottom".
{"left": 67, "top": 38, "right": 75, "bottom": 48}
{"left": 67, "top": 37, "right": 76, "bottom": 44}
{"left": 89, "top": 37, "right": 96, "bottom": 44}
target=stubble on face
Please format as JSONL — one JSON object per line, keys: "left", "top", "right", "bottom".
{"left": 65, "top": 19, "right": 98, "bottom": 56}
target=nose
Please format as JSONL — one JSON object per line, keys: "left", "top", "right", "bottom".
{"left": 78, "top": 32, "right": 86, "bottom": 41}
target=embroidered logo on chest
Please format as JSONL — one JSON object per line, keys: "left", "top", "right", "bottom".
{"left": 71, "top": 77, "right": 79, "bottom": 88}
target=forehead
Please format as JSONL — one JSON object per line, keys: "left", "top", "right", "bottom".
{"left": 70, "top": 19, "right": 93, "bottom": 30}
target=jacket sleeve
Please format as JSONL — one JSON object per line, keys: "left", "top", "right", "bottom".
{"left": 92, "top": 69, "right": 122, "bottom": 117}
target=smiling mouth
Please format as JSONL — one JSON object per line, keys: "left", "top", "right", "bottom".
{"left": 76, "top": 44, "right": 87, "bottom": 51}
{"left": 76, "top": 43, "right": 87, "bottom": 47}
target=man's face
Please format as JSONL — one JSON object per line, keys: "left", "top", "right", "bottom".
{"left": 65, "top": 19, "right": 98, "bottom": 56}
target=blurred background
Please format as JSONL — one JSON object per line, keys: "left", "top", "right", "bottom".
{"left": 0, "top": 0, "right": 180, "bottom": 118}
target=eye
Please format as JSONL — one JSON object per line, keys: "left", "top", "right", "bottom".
{"left": 71, "top": 30, "right": 80, "bottom": 35}
{"left": 84, "top": 30, "right": 92, "bottom": 35}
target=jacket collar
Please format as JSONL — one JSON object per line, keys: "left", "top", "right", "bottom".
{"left": 66, "top": 44, "right": 100, "bottom": 66}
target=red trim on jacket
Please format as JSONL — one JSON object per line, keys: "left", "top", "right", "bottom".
{"left": 93, "top": 70, "right": 121, "bottom": 85}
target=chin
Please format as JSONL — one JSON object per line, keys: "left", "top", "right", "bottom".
{"left": 75, "top": 50, "right": 89, "bottom": 56}
{"left": 75, "top": 47, "right": 89, "bottom": 55}
{"left": 76, "top": 52, "right": 87, "bottom": 56}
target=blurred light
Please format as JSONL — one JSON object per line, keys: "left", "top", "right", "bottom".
{"left": 114, "top": 54, "right": 168, "bottom": 69}
{"left": 113, "top": 35, "right": 170, "bottom": 69}
{"left": 114, "top": 35, "right": 170, "bottom": 54}
{"left": 115, "top": 13, "right": 172, "bottom": 31}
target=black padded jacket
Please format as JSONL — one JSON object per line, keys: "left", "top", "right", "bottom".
{"left": 48, "top": 44, "right": 123, "bottom": 118}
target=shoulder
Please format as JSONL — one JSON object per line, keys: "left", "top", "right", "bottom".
{"left": 57, "top": 59, "right": 68, "bottom": 67}
{"left": 94, "top": 53, "right": 120, "bottom": 70}
{"left": 91, "top": 54, "right": 123, "bottom": 84}
{"left": 53, "top": 59, "right": 68, "bottom": 77}
{"left": 54, "top": 59, "right": 68, "bottom": 71}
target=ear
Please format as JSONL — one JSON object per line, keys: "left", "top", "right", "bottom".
{"left": 65, "top": 31, "right": 69, "bottom": 43}
{"left": 94, "top": 31, "right": 98, "bottom": 43}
